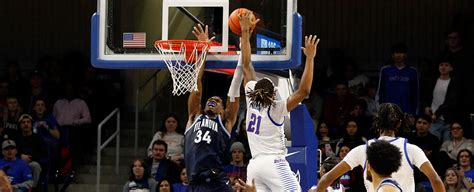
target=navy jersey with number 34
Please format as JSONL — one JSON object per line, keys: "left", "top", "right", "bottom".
{"left": 184, "top": 114, "right": 230, "bottom": 182}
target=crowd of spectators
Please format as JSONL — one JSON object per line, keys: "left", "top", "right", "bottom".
{"left": 1, "top": 28, "right": 470, "bottom": 192}
{"left": 308, "top": 29, "right": 474, "bottom": 191}
{"left": 122, "top": 28, "right": 474, "bottom": 191}
{"left": 0, "top": 52, "right": 122, "bottom": 192}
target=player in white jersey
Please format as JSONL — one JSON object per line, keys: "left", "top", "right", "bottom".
{"left": 239, "top": 10, "right": 320, "bottom": 191}
{"left": 313, "top": 103, "right": 445, "bottom": 192}
{"left": 366, "top": 140, "right": 403, "bottom": 192}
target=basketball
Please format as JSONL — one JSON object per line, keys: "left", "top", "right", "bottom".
{"left": 228, "top": 8, "right": 256, "bottom": 36}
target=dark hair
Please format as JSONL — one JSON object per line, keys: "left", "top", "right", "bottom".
{"left": 352, "top": 99, "right": 367, "bottom": 112}
{"left": 152, "top": 140, "right": 168, "bottom": 153}
{"left": 438, "top": 55, "right": 453, "bottom": 66}
{"left": 334, "top": 81, "right": 348, "bottom": 88}
{"left": 445, "top": 29, "right": 463, "bottom": 39}
{"left": 344, "top": 119, "right": 359, "bottom": 135}
{"left": 129, "top": 158, "right": 150, "bottom": 181}
{"left": 374, "top": 103, "right": 408, "bottom": 133}
{"left": 336, "top": 143, "right": 351, "bottom": 158}
{"left": 158, "top": 179, "right": 174, "bottom": 192}
{"left": 316, "top": 121, "right": 329, "bottom": 140}
{"left": 451, "top": 121, "right": 464, "bottom": 130}
{"left": 416, "top": 114, "right": 432, "bottom": 124}
{"left": 159, "top": 114, "right": 183, "bottom": 135}
{"left": 390, "top": 43, "right": 408, "bottom": 53}
{"left": 366, "top": 140, "right": 402, "bottom": 177}
{"left": 247, "top": 78, "right": 275, "bottom": 109}
{"left": 457, "top": 149, "right": 472, "bottom": 165}
{"left": 321, "top": 156, "right": 340, "bottom": 173}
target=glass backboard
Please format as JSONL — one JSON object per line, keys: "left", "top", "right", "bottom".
{"left": 91, "top": 0, "right": 301, "bottom": 69}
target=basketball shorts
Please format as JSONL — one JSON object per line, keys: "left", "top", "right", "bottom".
{"left": 247, "top": 155, "right": 301, "bottom": 191}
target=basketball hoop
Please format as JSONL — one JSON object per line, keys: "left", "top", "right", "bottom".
{"left": 155, "top": 40, "right": 211, "bottom": 96}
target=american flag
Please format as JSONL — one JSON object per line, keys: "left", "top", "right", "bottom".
{"left": 123, "top": 32, "right": 146, "bottom": 48}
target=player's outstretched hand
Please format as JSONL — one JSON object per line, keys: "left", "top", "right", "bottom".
{"left": 192, "top": 24, "right": 215, "bottom": 42}
{"left": 238, "top": 11, "right": 260, "bottom": 34}
{"left": 301, "top": 35, "right": 320, "bottom": 59}
{"left": 234, "top": 178, "right": 256, "bottom": 192}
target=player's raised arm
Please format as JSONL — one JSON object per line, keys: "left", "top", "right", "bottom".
{"left": 187, "top": 61, "right": 204, "bottom": 127}
{"left": 287, "top": 35, "right": 320, "bottom": 111}
{"left": 187, "top": 24, "right": 213, "bottom": 126}
{"left": 239, "top": 11, "right": 259, "bottom": 86}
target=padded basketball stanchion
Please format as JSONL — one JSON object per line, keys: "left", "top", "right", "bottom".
{"left": 155, "top": 40, "right": 210, "bottom": 96}
{"left": 288, "top": 104, "right": 318, "bottom": 190}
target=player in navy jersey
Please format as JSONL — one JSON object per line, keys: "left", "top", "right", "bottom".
{"left": 184, "top": 23, "right": 247, "bottom": 192}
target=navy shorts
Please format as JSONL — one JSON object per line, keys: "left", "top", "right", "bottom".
{"left": 188, "top": 170, "right": 233, "bottom": 192}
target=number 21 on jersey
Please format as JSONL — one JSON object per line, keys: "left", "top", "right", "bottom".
{"left": 247, "top": 113, "right": 261, "bottom": 134}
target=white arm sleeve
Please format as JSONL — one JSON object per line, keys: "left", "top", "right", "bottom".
{"left": 227, "top": 55, "right": 244, "bottom": 102}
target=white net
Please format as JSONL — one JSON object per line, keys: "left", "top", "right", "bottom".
{"left": 155, "top": 41, "right": 210, "bottom": 96}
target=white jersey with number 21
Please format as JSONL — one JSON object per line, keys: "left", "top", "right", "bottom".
{"left": 245, "top": 80, "right": 288, "bottom": 158}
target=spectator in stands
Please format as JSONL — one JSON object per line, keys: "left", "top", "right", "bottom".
{"left": 21, "top": 70, "right": 49, "bottom": 114}
{"left": 31, "top": 98, "right": 60, "bottom": 179}
{"left": 323, "top": 81, "right": 356, "bottom": 134}
{"left": 457, "top": 149, "right": 474, "bottom": 187}
{"left": 0, "top": 140, "right": 33, "bottom": 192}
{"left": 335, "top": 144, "right": 365, "bottom": 192}
{"left": 440, "top": 29, "right": 474, "bottom": 133}
{"left": 0, "top": 121, "right": 18, "bottom": 149}
{"left": 341, "top": 59, "right": 370, "bottom": 96}
{"left": 224, "top": 142, "right": 247, "bottom": 187}
{"left": 317, "top": 122, "right": 336, "bottom": 160}
{"left": 319, "top": 157, "right": 343, "bottom": 191}
{"left": 53, "top": 82, "right": 91, "bottom": 168}
{"left": 172, "top": 167, "right": 188, "bottom": 192}
{"left": 146, "top": 140, "right": 180, "bottom": 184}
{"left": 232, "top": 118, "right": 251, "bottom": 160}
{"left": 422, "top": 57, "right": 460, "bottom": 142}
{"left": 336, "top": 144, "right": 352, "bottom": 191}
{"left": 32, "top": 99, "right": 60, "bottom": 144}
{"left": 349, "top": 99, "right": 374, "bottom": 139}
{"left": 408, "top": 114, "right": 441, "bottom": 191}
{"left": 159, "top": 179, "right": 173, "bottom": 192}
{"left": 303, "top": 90, "right": 324, "bottom": 132}
{"left": 16, "top": 114, "right": 46, "bottom": 189}
{"left": 147, "top": 114, "right": 184, "bottom": 164}
{"left": 440, "top": 122, "right": 474, "bottom": 173}
{"left": 123, "top": 158, "right": 157, "bottom": 192}
{"left": 444, "top": 168, "right": 469, "bottom": 192}
{"left": 360, "top": 82, "right": 379, "bottom": 118}
{"left": 377, "top": 43, "right": 419, "bottom": 115}
{"left": 4, "top": 96, "right": 22, "bottom": 132}
{"left": 335, "top": 120, "right": 367, "bottom": 155}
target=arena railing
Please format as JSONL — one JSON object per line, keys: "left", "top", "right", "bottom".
{"left": 96, "top": 108, "right": 120, "bottom": 192}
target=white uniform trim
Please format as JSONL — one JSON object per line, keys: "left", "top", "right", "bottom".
{"left": 343, "top": 136, "right": 428, "bottom": 192}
